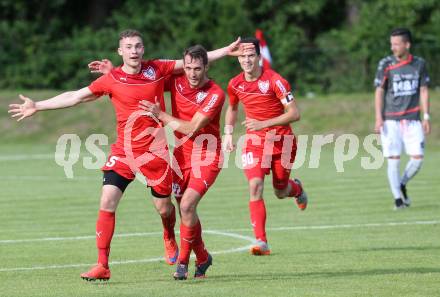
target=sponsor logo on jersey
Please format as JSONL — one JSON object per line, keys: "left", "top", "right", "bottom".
{"left": 120, "top": 77, "right": 127, "bottom": 82}
{"left": 392, "top": 73, "right": 419, "bottom": 97}
{"left": 196, "top": 91, "right": 208, "bottom": 104}
{"left": 142, "top": 66, "right": 156, "bottom": 80}
{"left": 238, "top": 84, "right": 245, "bottom": 91}
{"left": 203, "top": 94, "right": 218, "bottom": 113}
{"left": 178, "top": 83, "right": 184, "bottom": 92}
{"left": 275, "top": 80, "right": 287, "bottom": 94}
{"left": 258, "top": 80, "right": 269, "bottom": 93}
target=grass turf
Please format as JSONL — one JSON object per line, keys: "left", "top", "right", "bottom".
{"left": 0, "top": 142, "right": 439, "bottom": 297}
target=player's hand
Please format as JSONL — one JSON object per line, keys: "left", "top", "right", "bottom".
{"left": 139, "top": 100, "right": 161, "bottom": 118}
{"left": 223, "top": 134, "right": 236, "bottom": 152}
{"left": 88, "top": 59, "right": 113, "bottom": 74}
{"left": 8, "top": 94, "right": 38, "bottom": 121}
{"left": 227, "top": 37, "right": 255, "bottom": 57}
{"left": 423, "top": 120, "right": 431, "bottom": 135}
{"left": 374, "top": 118, "right": 383, "bottom": 134}
{"left": 242, "top": 118, "right": 267, "bottom": 131}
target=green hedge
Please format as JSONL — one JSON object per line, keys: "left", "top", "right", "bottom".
{"left": 1, "top": 0, "right": 439, "bottom": 93}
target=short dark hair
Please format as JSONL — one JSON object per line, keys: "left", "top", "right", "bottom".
{"left": 391, "top": 28, "right": 412, "bottom": 43}
{"left": 183, "top": 44, "right": 208, "bottom": 65}
{"left": 119, "top": 29, "right": 143, "bottom": 41}
{"left": 240, "top": 37, "right": 260, "bottom": 55}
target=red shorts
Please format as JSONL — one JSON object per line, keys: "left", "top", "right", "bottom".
{"left": 172, "top": 164, "right": 221, "bottom": 201}
{"left": 101, "top": 149, "right": 172, "bottom": 197}
{"left": 242, "top": 134, "right": 297, "bottom": 190}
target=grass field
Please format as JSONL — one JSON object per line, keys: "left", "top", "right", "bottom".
{"left": 1, "top": 90, "right": 439, "bottom": 296}
{"left": 1, "top": 141, "right": 439, "bottom": 297}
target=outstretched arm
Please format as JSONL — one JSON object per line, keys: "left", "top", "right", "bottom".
{"left": 139, "top": 101, "right": 210, "bottom": 135}
{"left": 8, "top": 87, "right": 98, "bottom": 121}
{"left": 88, "top": 39, "right": 254, "bottom": 75}
{"left": 173, "top": 38, "right": 254, "bottom": 73}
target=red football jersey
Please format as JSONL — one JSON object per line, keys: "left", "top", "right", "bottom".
{"left": 88, "top": 60, "right": 175, "bottom": 153}
{"left": 227, "top": 68, "right": 294, "bottom": 137}
{"left": 166, "top": 74, "right": 225, "bottom": 169}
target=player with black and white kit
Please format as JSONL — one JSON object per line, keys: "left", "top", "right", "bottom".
{"left": 374, "top": 28, "right": 431, "bottom": 210}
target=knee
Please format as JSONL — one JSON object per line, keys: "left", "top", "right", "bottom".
{"left": 249, "top": 179, "right": 264, "bottom": 198}
{"left": 157, "top": 206, "right": 170, "bottom": 218}
{"left": 410, "top": 156, "right": 423, "bottom": 169}
{"left": 100, "top": 195, "right": 117, "bottom": 211}
{"left": 179, "top": 201, "right": 195, "bottom": 217}
{"left": 155, "top": 200, "right": 174, "bottom": 218}
{"left": 274, "top": 189, "right": 284, "bottom": 199}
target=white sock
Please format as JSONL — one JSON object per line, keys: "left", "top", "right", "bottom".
{"left": 387, "top": 158, "right": 401, "bottom": 199}
{"left": 401, "top": 158, "right": 423, "bottom": 185}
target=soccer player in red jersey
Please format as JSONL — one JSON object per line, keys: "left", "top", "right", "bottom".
{"left": 139, "top": 45, "right": 224, "bottom": 280}
{"left": 223, "top": 37, "right": 308, "bottom": 256}
{"left": 8, "top": 29, "right": 246, "bottom": 281}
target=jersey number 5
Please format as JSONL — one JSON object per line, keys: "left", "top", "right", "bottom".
{"left": 106, "top": 156, "right": 119, "bottom": 167}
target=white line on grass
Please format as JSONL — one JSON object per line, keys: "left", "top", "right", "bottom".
{"left": 0, "top": 154, "right": 54, "bottom": 161}
{"left": 0, "top": 231, "right": 162, "bottom": 244}
{"left": 0, "top": 175, "right": 98, "bottom": 181}
{"left": 1, "top": 220, "right": 438, "bottom": 245}
{"left": 0, "top": 221, "right": 438, "bottom": 272}
{"left": 226, "top": 220, "right": 440, "bottom": 232}
{"left": 0, "top": 230, "right": 254, "bottom": 272}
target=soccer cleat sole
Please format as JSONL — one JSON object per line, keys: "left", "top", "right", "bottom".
{"left": 165, "top": 255, "right": 178, "bottom": 266}
{"left": 164, "top": 239, "right": 179, "bottom": 265}
{"left": 173, "top": 263, "right": 189, "bottom": 280}
{"left": 296, "top": 202, "right": 307, "bottom": 211}
{"left": 250, "top": 246, "right": 271, "bottom": 256}
{"left": 81, "top": 276, "right": 110, "bottom": 282}
{"left": 80, "top": 264, "right": 111, "bottom": 282}
{"left": 194, "top": 254, "right": 213, "bottom": 278}
{"left": 173, "top": 274, "right": 188, "bottom": 280}
{"left": 294, "top": 179, "right": 308, "bottom": 211}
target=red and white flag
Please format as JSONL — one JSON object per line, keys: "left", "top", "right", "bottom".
{"left": 255, "top": 29, "right": 272, "bottom": 70}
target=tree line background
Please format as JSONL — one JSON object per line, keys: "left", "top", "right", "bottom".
{"left": 1, "top": 0, "right": 439, "bottom": 94}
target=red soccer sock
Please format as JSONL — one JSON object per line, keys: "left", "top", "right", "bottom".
{"left": 249, "top": 199, "right": 267, "bottom": 243}
{"left": 178, "top": 223, "right": 196, "bottom": 265}
{"left": 96, "top": 210, "right": 115, "bottom": 268}
{"left": 161, "top": 204, "right": 176, "bottom": 240}
{"left": 288, "top": 179, "right": 302, "bottom": 197}
{"left": 192, "top": 220, "right": 208, "bottom": 264}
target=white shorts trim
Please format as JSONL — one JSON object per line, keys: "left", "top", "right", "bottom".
{"left": 380, "top": 120, "right": 424, "bottom": 157}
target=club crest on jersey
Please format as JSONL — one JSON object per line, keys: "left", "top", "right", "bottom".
{"left": 178, "top": 83, "right": 184, "bottom": 92}
{"left": 142, "top": 66, "right": 156, "bottom": 80}
{"left": 196, "top": 91, "right": 208, "bottom": 103}
{"left": 258, "top": 80, "right": 269, "bottom": 93}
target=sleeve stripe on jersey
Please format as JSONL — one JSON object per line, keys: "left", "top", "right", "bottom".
{"left": 275, "top": 80, "right": 287, "bottom": 94}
